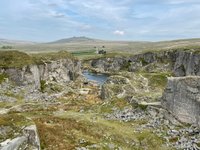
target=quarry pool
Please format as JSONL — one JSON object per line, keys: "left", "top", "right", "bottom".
{"left": 83, "top": 70, "right": 109, "bottom": 85}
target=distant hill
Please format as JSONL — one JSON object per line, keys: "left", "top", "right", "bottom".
{"left": 48, "top": 36, "right": 101, "bottom": 44}
{"left": 1, "top": 37, "right": 200, "bottom": 54}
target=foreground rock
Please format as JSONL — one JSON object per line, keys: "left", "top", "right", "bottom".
{"left": 162, "top": 76, "right": 200, "bottom": 126}
{"left": 0, "top": 125, "right": 40, "bottom": 150}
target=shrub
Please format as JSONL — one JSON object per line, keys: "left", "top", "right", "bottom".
{"left": 1, "top": 46, "right": 12, "bottom": 49}
{"left": 0, "top": 73, "right": 8, "bottom": 84}
{"left": 40, "top": 80, "right": 47, "bottom": 93}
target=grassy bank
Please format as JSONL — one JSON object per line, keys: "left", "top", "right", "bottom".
{"left": 0, "top": 50, "right": 74, "bottom": 68}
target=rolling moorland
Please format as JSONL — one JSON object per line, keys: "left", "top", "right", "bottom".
{"left": 0, "top": 37, "right": 200, "bottom": 150}
{"left": 1, "top": 36, "right": 200, "bottom": 54}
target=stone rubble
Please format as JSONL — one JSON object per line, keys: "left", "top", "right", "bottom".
{"left": 105, "top": 106, "right": 200, "bottom": 149}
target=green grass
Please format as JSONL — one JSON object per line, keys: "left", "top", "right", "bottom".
{"left": 82, "top": 52, "right": 133, "bottom": 61}
{"left": 71, "top": 49, "right": 96, "bottom": 56}
{"left": 98, "top": 98, "right": 130, "bottom": 113}
{"left": 31, "top": 50, "right": 75, "bottom": 64}
{"left": 0, "top": 50, "right": 34, "bottom": 68}
{"left": 0, "top": 50, "right": 74, "bottom": 68}
{"left": 141, "top": 72, "right": 172, "bottom": 89}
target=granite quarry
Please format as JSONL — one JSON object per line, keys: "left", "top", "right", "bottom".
{"left": 0, "top": 49, "right": 200, "bottom": 150}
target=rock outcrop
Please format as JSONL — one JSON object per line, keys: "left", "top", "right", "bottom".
{"left": 162, "top": 76, "right": 200, "bottom": 126}
{"left": 90, "top": 51, "right": 174, "bottom": 73}
{"left": 0, "top": 125, "right": 40, "bottom": 150}
{"left": 0, "top": 59, "right": 81, "bottom": 90}
{"left": 90, "top": 50, "right": 200, "bottom": 77}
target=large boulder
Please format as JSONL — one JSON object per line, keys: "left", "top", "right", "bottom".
{"left": 162, "top": 76, "right": 200, "bottom": 126}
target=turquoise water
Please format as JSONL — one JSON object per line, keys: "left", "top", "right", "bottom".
{"left": 83, "top": 70, "right": 109, "bottom": 85}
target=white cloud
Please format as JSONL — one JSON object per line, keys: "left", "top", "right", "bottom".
{"left": 1, "top": 0, "right": 200, "bottom": 41}
{"left": 166, "top": 0, "right": 200, "bottom": 4}
{"left": 49, "top": 10, "right": 66, "bottom": 18}
{"left": 113, "top": 30, "right": 125, "bottom": 35}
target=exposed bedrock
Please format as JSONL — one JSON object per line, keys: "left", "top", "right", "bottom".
{"left": 91, "top": 50, "right": 200, "bottom": 76}
{"left": 162, "top": 76, "right": 200, "bottom": 126}
{"left": 0, "top": 59, "right": 81, "bottom": 90}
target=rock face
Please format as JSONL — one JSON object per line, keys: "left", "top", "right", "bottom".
{"left": 173, "top": 51, "right": 200, "bottom": 76}
{"left": 0, "top": 59, "right": 81, "bottom": 90}
{"left": 162, "top": 76, "right": 200, "bottom": 126}
{"left": 90, "top": 50, "right": 200, "bottom": 76}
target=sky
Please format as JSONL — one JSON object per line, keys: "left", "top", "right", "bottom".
{"left": 0, "top": 0, "right": 200, "bottom": 42}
